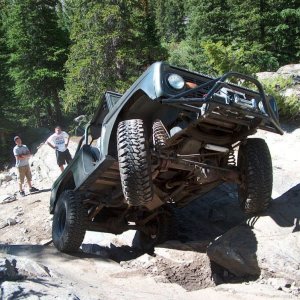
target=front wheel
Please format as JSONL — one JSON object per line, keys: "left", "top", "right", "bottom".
{"left": 238, "top": 138, "right": 273, "bottom": 215}
{"left": 117, "top": 119, "right": 153, "bottom": 206}
{"left": 52, "top": 190, "right": 87, "bottom": 253}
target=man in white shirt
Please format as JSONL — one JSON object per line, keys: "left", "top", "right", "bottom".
{"left": 47, "top": 126, "right": 72, "bottom": 172}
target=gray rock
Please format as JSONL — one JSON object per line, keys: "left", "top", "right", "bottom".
{"left": 0, "top": 282, "right": 23, "bottom": 300}
{"left": 0, "top": 173, "right": 12, "bottom": 182}
{"left": 6, "top": 218, "right": 17, "bottom": 226}
{"left": 207, "top": 224, "right": 260, "bottom": 277}
{"left": 208, "top": 184, "right": 300, "bottom": 282}
{"left": 0, "top": 194, "right": 16, "bottom": 204}
{"left": 39, "top": 239, "right": 52, "bottom": 246}
{"left": 256, "top": 71, "right": 277, "bottom": 81}
{"left": 0, "top": 256, "right": 51, "bottom": 280}
{"left": 21, "top": 228, "right": 29, "bottom": 234}
{"left": 0, "top": 258, "right": 20, "bottom": 281}
{"left": 283, "top": 87, "right": 300, "bottom": 98}
{"left": 0, "top": 219, "right": 8, "bottom": 229}
{"left": 277, "top": 64, "right": 300, "bottom": 75}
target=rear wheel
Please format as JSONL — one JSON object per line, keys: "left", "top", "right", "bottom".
{"left": 117, "top": 119, "right": 153, "bottom": 206}
{"left": 52, "top": 190, "right": 87, "bottom": 253}
{"left": 238, "top": 138, "right": 273, "bottom": 215}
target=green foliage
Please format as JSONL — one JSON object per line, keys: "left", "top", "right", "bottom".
{"left": 0, "top": 0, "right": 299, "bottom": 133}
{"left": 201, "top": 40, "right": 279, "bottom": 75}
{"left": 153, "top": 0, "right": 186, "bottom": 43}
{"left": 62, "top": 0, "right": 167, "bottom": 114}
{"left": 186, "top": 0, "right": 231, "bottom": 43}
{"left": 262, "top": 76, "right": 300, "bottom": 120}
{"left": 183, "top": 0, "right": 300, "bottom": 72}
{"left": 226, "top": 0, "right": 300, "bottom": 65}
{"left": 167, "top": 40, "right": 215, "bottom": 75}
{"left": 1, "top": 0, "right": 68, "bottom": 127}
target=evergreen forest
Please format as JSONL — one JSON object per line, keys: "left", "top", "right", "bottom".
{"left": 0, "top": 0, "right": 299, "bottom": 165}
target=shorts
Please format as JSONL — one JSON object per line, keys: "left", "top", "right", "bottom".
{"left": 17, "top": 165, "right": 32, "bottom": 185}
{"left": 56, "top": 149, "right": 72, "bottom": 166}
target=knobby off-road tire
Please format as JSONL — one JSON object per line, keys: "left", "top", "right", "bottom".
{"left": 238, "top": 138, "right": 273, "bottom": 215}
{"left": 117, "top": 119, "right": 153, "bottom": 206}
{"left": 52, "top": 190, "right": 87, "bottom": 253}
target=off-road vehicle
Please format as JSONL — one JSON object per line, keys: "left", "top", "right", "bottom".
{"left": 50, "top": 62, "right": 283, "bottom": 252}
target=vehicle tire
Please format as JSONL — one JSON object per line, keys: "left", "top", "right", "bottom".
{"left": 117, "top": 119, "right": 153, "bottom": 206}
{"left": 238, "top": 138, "right": 273, "bottom": 215}
{"left": 52, "top": 190, "right": 87, "bottom": 253}
{"left": 132, "top": 206, "right": 178, "bottom": 251}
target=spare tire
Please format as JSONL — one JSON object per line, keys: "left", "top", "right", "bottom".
{"left": 117, "top": 119, "right": 153, "bottom": 206}
{"left": 238, "top": 138, "right": 273, "bottom": 215}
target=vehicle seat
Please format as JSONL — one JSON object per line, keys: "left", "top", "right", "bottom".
{"left": 90, "top": 146, "right": 100, "bottom": 161}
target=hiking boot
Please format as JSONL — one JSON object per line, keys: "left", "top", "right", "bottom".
{"left": 19, "top": 191, "right": 25, "bottom": 197}
{"left": 30, "top": 187, "right": 39, "bottom": 193}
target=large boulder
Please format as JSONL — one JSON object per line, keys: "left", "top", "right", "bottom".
{"left": 207, "top": 184, "right": 300, "bottom": 283}
{"left": 256, "top": 63, "right": 300, "bottom": 103}
{"left": 257, "top": 63, "right": 300, "bottom": 81}
{"left": 30, "top": 140, "right": 77, "bottom": 183}
{"left": 277, "top": 64, "right": 300, "bottom": 76}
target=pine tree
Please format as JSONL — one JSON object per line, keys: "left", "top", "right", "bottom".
{"left": 63, "top": 0, "right": 166, "bottom": 114}
{"left": 186, "top": 0, "right": 231, "bottom": 43}
{"left": 2, "top": 0, "right": 68, "bottom": 126}
{"left": 153, "top": 0, "right": 186, "bottom": 43}
{"left": 270, "top": 0, "right": 300, "bottom": 64}
{"left": 227, "top": 0, "right": 300, "bottom": 65}
{"left": 0, "top": 2, "right": 17, "bottom": 130}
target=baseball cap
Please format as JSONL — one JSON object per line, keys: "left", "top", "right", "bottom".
{"left": 14, "top": 136, "right": 20, "bottom": 141}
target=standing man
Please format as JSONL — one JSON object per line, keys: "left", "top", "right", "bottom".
{"left": 13, "top": 136, "right": 39, "bottom": 197}
{"left": 47, "top": 126, "right": 72, "bottom": 172}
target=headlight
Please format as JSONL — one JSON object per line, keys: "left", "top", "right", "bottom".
{"left": 167, "top": 73, "right": 185, "bottom": 90}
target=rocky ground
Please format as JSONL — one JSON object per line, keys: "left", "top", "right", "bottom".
{"left": 0, "top": 124, "right": 300, "bottom": 299}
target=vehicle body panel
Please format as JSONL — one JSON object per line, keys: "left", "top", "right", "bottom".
{"left": 50, "top": 61, "right": 282, "bottom": 214}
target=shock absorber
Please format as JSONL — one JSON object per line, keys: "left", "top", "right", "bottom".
{"left": 152, "top": 119, "right": 170, "bottom": 149}
{"left": 227, "top": 149, "right": 236, "bottom": 166}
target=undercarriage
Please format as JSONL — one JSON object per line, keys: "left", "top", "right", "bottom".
{"left": 50, "top": 64, "right": 281, "bottom": 253}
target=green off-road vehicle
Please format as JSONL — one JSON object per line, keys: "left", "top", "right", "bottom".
{"left": 50, "top": 62, "right": 283, "bottom": 252}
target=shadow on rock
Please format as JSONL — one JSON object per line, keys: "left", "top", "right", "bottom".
{"left": 269, "top": 183, "right": 300, "bottom": 231}
{"left": 175, "top": 183, "right": 246, "bottom": 243}
{"left": 81, "top": 243, "right": 143, "bottom": 263}
{"left": 29, "top": 188, "right": 51, "bottom": 195}
{"left": 55, "top": 184, "right": 300, "bottom": 291}
{"left": 207, "top": 184, "right": 300, "bottom": 285}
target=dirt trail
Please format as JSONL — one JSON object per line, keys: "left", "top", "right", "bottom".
{"left": 0, "top": 124, "right": 300, "bottom": 299}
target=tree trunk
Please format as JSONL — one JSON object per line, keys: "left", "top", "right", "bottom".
{"left": 259, "top": 0, "right": 266, "bottom": 43}
{"left": 53, "top": 90, "right": 62, "bottom": 125}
